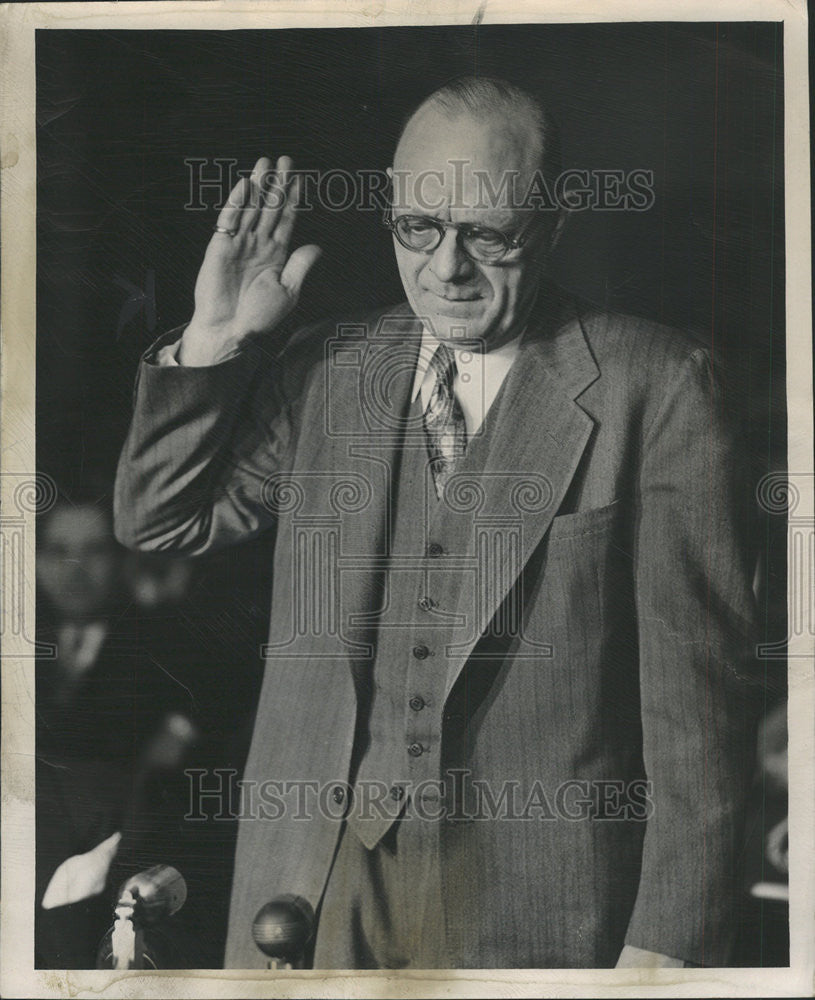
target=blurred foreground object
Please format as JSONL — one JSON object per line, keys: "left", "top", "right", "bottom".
{"left": 42, "top": 831, "right": 122, "bottom": 911}
{"left": 96, "top": 865, "right": 187, "bottom": 969}
{"left": 252, "top": 895, "right": 315, "bottom": 970}
{"left": 124, "top": 550, "right": 194, "bottom": 610}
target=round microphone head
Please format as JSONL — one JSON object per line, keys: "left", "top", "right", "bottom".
{"left": 252, "top": 894, "right": 315, "bottom": 960}
{"left": 119, "top": 865, "right": 187, "bottom": 925}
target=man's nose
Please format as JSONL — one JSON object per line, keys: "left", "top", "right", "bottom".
{"left": 428, "top": 228, "right": 473, "bottom": 283}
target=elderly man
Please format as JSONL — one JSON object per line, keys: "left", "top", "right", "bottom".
{"left": 114, "top": 76, "right": 760, "bottom": 969}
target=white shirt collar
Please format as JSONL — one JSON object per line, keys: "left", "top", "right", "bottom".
{"left": 411, "top": 327, "right": 521, "bottom": 438}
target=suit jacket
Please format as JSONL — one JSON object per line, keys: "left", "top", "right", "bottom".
{"left": 114, "top": 285, "right": 761, "bottom": 968}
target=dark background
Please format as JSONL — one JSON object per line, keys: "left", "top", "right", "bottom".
{"left": 36, "top": 22, "right": 785, "bottom": 488}
{"left": 35, "top": 22, "right": 789, "bottom": 967}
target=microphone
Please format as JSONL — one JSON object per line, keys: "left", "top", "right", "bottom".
{"left": 118, "top": 864, "right": 188, "bottom": 924}
{"left": 252, "top": 894, "right": 315, "bottom": 969}
{"left": 96, "top": 865, "right": 187, "bottom": 969}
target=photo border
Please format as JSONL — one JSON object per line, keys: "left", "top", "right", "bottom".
{"left": 1, "top": 1, "right": 811, "bottom": 996}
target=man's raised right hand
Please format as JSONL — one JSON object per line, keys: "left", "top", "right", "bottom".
{"left": 179, "top": 155, "right": 322, "bottom": 366}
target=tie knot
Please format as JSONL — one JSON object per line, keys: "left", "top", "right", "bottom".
{"left": 429, "top": 342, "right": 457, "bottom": 387}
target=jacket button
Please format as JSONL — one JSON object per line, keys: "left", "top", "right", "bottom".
{"left": 331, "top": 785, "right": 345, "bottom": 804}
{"left": 409, "top": 695, "right": 426, "bottom": 711}
{"left": 412, "top": 644, "right": 429, "bottom": 659}
{"left": 390, "top": 785, "right": 405, "bottom": 801}
{"left": 408, "top": 742, "right": 424, "bottom": 757}
{"left": 427, "top": 542, "right": 444, "bottom": 558}
{"left": 418, "top": 596, "right": 436, "bottom": 611}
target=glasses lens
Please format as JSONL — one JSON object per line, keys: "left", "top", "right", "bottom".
{"left": 395, "top": 216, "right": 441, "bottom": 251}
{"left": 462, "top": 228, "right": 508, "bottom": 262}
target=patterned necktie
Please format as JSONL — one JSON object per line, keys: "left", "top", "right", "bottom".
{"left": 423, "top": 343, "right": 467, "bottom": 500}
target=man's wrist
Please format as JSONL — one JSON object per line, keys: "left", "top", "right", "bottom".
{"left": 178, "top": 319, "right": 246, "bottom": 366}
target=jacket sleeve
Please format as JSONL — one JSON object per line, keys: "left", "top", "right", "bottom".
{"left": 623, "top": 346, "right": 764, "bottom": 966}
{"left": 113, "top": 328, "right": 308, "bottom": 556}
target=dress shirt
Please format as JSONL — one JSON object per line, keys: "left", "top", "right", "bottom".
{"left": 411, "top": 328, "right": 521, "bottom": 438}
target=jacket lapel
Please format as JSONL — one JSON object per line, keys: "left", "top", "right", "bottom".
{"left": 315, "top": 306, "right": 423, "bottom": 657}
{"left": 440, "top": 289, "right": 601, "bottom": 700}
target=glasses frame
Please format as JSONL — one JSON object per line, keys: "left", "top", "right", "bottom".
{"left": 382, "top": 208, "right": 535, "bottom": 264}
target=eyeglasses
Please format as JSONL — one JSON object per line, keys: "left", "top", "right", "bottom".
{"left": 382, "top": 209, "right": 534, "bottom": 264}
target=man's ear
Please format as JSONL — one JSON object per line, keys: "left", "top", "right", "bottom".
{"left": 549, "top": 208, "right": 568, "bottom": 253}
{"left": 384, "top": 166, "right": 400, "bottom": 218}
{"left": 385, "top": 166, "right": 394, "bottom": 209}
{"left": 531, "top": 208, "right": 568, "bottom": 268}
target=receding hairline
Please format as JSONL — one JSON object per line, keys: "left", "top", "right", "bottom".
{"left": 395, "top": 76, "right": 559, "bottom": 178}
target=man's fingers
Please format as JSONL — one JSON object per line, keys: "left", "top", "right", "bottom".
{"left": 237, "top": 156, "right": 273, "bottom": 235}
{"left": 270, "top": 154, "right": 293, "bottom": 200}
{"left": 255, "top": 155, "right": 294, "bottom": 240}
{"left": 280, "top": 243, "right": 322, "bottom": 298}
{"left": 214, "top": 156, "right": 298, "bottom": 242}
{"left": 214, "top": 176, "right": 251, "bottom": 236}
{"left": 270, "top": 173, "right": 303, "bottom": 252}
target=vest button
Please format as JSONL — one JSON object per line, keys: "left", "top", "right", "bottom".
{"left": 409, "top": 695, "right": 426, "bottom": 712}
{"left": 390, "top": 785, "right": 405, "bottom": 801}
{"left": 412, "top": 644, "right": 429, "bottom": 659}
{"left": 408, "top": 742, "right": 424, "bottom": 757}
{"left": 427, "top": 542, "right": 444, "bottom": 558}
{"left": 418, "top": 596, "right": 436, "bottom": 612}
{"left": 331, "top": 785, "right": 345, "bottom": 804}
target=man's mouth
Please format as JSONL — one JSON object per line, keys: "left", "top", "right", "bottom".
{"left": 431, "top": 292, "right": 480, "bottom": 302}
{"left": 422, "top": 287, "right": 483, "bottom": 304}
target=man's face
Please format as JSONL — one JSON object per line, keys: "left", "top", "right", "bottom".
{"left": 390, "top": 106, "right": 548, "bottom": 349}
{"left": 38, "top": 505, "right": 120, "bottom": 618}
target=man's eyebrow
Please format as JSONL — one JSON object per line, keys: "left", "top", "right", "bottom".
{"left": 395, "top": 212, "right": 518, "bottom": 232}
{"left": 393, "top": 209, "right": 448, "bottom": 223}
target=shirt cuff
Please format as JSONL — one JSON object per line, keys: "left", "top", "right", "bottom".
{"left": 151, "top": 336, "right": 244, "bottom": 367}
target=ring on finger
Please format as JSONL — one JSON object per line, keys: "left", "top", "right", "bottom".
{"left": 213, "top": 225, "right": 238, "bottom": 237}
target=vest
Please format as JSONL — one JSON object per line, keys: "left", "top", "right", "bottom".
{"left": 345, "top": 393, "right": 496, "bottom": 849}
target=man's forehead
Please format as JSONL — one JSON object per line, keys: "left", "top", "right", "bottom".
{"left": 393, "top": 107, "right": 540, "bottom": 217}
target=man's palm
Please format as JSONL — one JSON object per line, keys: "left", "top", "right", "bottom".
{"left": 182, "top": 156, "right": 321, "bottom": 365}
{"left": 194, "top": 241, "right": 300, "bottom": 334}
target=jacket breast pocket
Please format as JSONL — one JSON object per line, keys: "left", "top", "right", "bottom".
{"left": 539, "top": 498, "right": 635, "bottom": 668}
{"left": 547, "top": 499, "right": 623, "bottom": 542}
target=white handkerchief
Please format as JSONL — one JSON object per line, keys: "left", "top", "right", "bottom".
{"left": 41, "top": 831, "right": 122, "bottom": 909}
